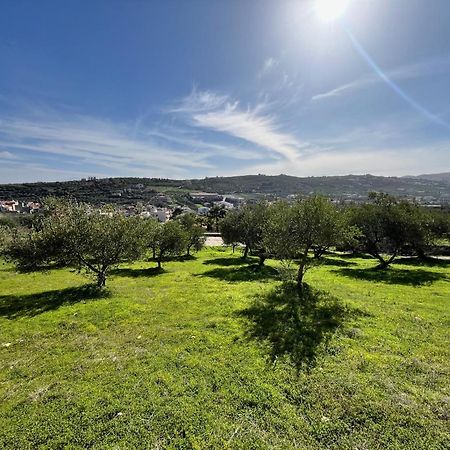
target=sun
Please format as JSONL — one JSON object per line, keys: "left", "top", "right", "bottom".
{"left": 315, "top": 0, "right": 350, "bottom": 22}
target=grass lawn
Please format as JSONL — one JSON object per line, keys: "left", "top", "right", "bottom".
{"left": 0, "top": 248, "right": 449, "bottom": 449}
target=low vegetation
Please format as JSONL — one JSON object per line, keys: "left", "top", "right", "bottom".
{"left": 0, "top": 248, "right": 449, "bottom": 448}
{"left": 1, "top": 194, "right": 449, "bottom": 448}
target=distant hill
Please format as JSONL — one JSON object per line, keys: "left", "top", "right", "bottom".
{"left": 407, "top": 172, "right": 450, "bottom": 184}
{"left": 1, "top": 174, "right": 450, "bottom": 205}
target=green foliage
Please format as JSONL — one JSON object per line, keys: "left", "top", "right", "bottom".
{"left": 149, "top": 220, "right": 188, "bottom": 268}
{"left": 220, "top": 202, "right": 268, "bottom": 263}
{"left": 4, "top": 199, "right": 145, "bottom": 286}
{"left": 348, "top": 193, "right": 438, "bottom": 267}
{"left": 219, "top": 209, "right": 242, "bottom": 247}
{"left": 207, "top": 204, "right": 226, "bottom": 231}
{"left": 176, "top": 213, "right": 206, "bottom": 256}
{"left": 265, "top": 196, "right": 340, "bottom": 287}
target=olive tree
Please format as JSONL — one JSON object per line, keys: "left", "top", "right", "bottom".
{"left": 264, "top": 196, "right": 338, "bottom": 290}
{"left": 150, "top": 221, "right": 188, "bottom": 268}
{"left": 4, "top": 199, "right": 145, "bottom": 287}
{"left": 219, "top": 203, "right": 268, "bottom": 265}
{"left": 176, "top": 213, "right": 206, "bottom": 256}
{"left": 348, "top": 193, "right": 414, "bottom": 268}
{"left": 308, "top": 197, "right": 343, "bottom": 259}
{"left": 219, "top": 209, "right": 242, "bottom": 253}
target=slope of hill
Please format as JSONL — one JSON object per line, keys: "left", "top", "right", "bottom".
{"left": 409, "top": 172, "right": 450, "bottom": 184}
{"left": 1, "top": 174, "right": 450, "bottom": 205}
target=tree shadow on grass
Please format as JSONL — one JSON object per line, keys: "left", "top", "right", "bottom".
{"left": 0, "top": 284, "right": 110, "bottom": 319}
{"left": 334, "top": 267, "right": 448, "bottom": 286}
{"left": 394, "top": 257, "right": 450, "bottom": 268}
{"left": 238, "top": 283, "right": 364, "bottom": 370}
{"left": 198, "top": 265, "right": 279, "bottom": 282}
{"left": 203, "top": 257, "right": 258, "bottom": 267}
{"left": 110, "top": 267, "right": 165, "bottom": 278}
{"left": 318, "top": 257, "right": 357, "bottom": 268}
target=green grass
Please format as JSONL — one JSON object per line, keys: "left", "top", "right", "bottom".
{"left": 0, "top": 248, "right": 449, "bottom": 449}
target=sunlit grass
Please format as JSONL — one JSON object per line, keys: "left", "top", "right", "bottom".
{"left": 1, "top": 248, "right": 449, "bottom": 448}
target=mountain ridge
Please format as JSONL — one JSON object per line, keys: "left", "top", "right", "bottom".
{"left": 1, "top": 173, "right": 449, "bottom": 205}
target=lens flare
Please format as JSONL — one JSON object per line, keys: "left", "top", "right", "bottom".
{"left": 315, "top": 0, "right": 350, "bottom": 22}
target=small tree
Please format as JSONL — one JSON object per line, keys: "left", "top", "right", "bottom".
{"left": 0, "top": 225, "right": 13, "bottom": 255}
{"left": 219, "top": 203, "right": 268, "bottom": 264}
{"left": 219, "top": 209, "right": 242, "bottom": 253}
{"left": 151, "top": 221, "right": 187, "bottom": 268}
{"left": 308, "top": 197, "right": 343, "bottom": 259}
{"left": 240, "top": 202, "right": 269, "bottom": 266}
{"left": 4, "top": 199, "right": 145, "bottom": 287}
{"left": 142, "top": 218, "right": 160, "bottom": 259}
{"left": 265, "top": 196, "right": 337, "bottom": 290}
{"left": 348, "top": 193, "right": 413, "bottom": 268}
{"left": 407, "top": 208, "right": 450, "bottom": 259}
{"left": 207, "top": 204, "right": 226, "bottom": 231}
{"left": 177, "top": 213, "right": 206, "bottom": 256}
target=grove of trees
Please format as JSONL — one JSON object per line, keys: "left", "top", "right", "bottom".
{"left": 1, "top": 194, "right": 449, "bottom": 291}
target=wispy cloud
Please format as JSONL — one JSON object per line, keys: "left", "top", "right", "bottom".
{"left": 0, "top": 150, "right": 18, "bottom": 160}
{"left": 0, "top": 114, "right": 215, "bottom": 178}
{"left": 258, "top": 57, "right": 279, "bottom": 78}
{"left": 168, "top": 88, "right": 229, "bottom": 113}
{"left": 172, "top": 89, "right": 308, "bottom": 161}
{"left": 312, "top": 55, "right": 450, "bottom": 101}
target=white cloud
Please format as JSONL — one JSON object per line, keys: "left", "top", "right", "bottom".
{"left": 168, "top": 88, "right": 228, "bottom": 113}
{"left": 172, "top": 89, "right": 308, "bottom": 161}
{"left": 0, "top": 115, "right": 215, "bottom": 178}
{"left": 258, "top": 57, "right": 279, "bottom": 78}
{"left": 231, "top": 145, "right": 450, "bottom": 178}
{"left": 0, "top": 150, "right": 18, "bottom": 160}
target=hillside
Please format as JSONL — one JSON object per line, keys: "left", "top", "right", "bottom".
{"left": 410, "top": 172, "right": 450, "bottom": 184}
{"left": 1, "top": 174, "right": 450, "bottom": 205}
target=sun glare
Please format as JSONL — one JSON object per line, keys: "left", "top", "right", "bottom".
{"left": 315, "top": 0, "right": 350, "bottom": 22}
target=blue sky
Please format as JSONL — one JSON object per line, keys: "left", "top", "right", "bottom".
{"left": 1, "top": 0, "right": 450, "bottom": 183}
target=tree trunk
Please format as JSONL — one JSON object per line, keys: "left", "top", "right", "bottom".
{"left": 296, "top": 263, "right": 305, "bottom": 291}
{"left": 377, "top": 251, "right": 397, "bottom": 269}
{"left": 152, "top": 248, "right": 156, "bottom": 259}
{"left": 186, "top": 245, "right": 191, "bottom": 257}
{"left": 157, "top": 259, "right": 161, "bottom": 269}
{"left": 242, "top": 245, "right": 249, "bottom": 259}
{"left": 313, "top": 247, "right": 325, "bottom": 259}
{"left": 258, "top": 254, "right": 266, "bottom": 267}
{"left": 417, "top": 248, "right": 427, "bottom": 260}
{"left": 97, "top": 271, "right": 106, "bottom": 288}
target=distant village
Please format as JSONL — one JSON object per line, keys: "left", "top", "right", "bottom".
{"left": 1, "top": 184, "right": 448, "bottom": 221}
{"left": 0, "top": 192, "right": 245, "bottom": 223}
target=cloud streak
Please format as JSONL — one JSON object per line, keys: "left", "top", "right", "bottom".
{"left": 0, "top": 115, "right": 216, "bottom": 178}
{"left": 173, "top": 89, "right": 308, "bottom": 161}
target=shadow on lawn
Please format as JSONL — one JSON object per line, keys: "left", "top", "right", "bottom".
{"left": 110, "top": 267, "right": 165, "bottom": 278}
{"left": 335, "top": 267, "right": 447, "bottom": 286}
{"left": 318, "top": 257, "right": 357, "bottom": 268}
{"left": 199, "top": 265, "right": 279, "bottom": 282}
{"left": 0, "top": 284, "right": 110, "bottom": 319}
{"left": 238, "top": 283, "right": 363, "bottom": 370}
{"left": 394, "top": 257, "right": 450, "bottom": 268}
{"left": 203, "top": 257, "right": 258, "bottom": 267}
